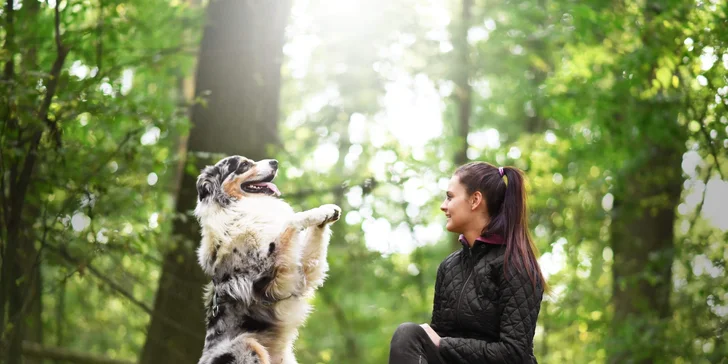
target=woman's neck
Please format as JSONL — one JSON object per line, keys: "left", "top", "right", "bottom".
{"left": 463, "top": 228, "right": 485, "bottom": 248}
{"left": 463, "top": 216, "right": 489, "bottom": 247}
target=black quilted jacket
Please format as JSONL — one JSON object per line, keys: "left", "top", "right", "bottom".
{"left": 430, "top": 235, "right": 544, "bottom": 363}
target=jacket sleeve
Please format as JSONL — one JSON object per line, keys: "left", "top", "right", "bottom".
{"left": 438, "top": 267, "right": 543, "bottom": 364}
{"left": 429, "top": 263, "right": 445, "bottom": 335}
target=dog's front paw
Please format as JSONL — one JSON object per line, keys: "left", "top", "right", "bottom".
{"left": 291, "top": 204, "right": 341, "bottom": 229}
{"left": 317, "top": 204, "right": 341, "bottom": 227}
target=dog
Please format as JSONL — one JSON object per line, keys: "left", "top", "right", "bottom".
{"left": 193, "top": 155, "right": 341, "bottom": 364}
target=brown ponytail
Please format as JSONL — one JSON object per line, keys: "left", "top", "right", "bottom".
{"left": 455, "top": 162, "right": 546, "bottom": 290}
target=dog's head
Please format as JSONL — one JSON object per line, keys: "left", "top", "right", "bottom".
{"left": 196, "top": 155, "right": 281, "bottom": 207}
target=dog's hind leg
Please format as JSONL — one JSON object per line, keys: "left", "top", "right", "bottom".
{"left": 233, "top": 336, "right": 270, "bottom": 364}
{"left": 198, "top": 335, "right": 269, "bottom": 364}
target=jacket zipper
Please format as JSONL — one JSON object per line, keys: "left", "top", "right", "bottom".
{"left": 456, "top": 248, "right": 474, "bottom": 328}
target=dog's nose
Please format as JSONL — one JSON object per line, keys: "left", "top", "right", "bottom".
{"left": 269, "top": 160, "right": 278, "bottom": 168}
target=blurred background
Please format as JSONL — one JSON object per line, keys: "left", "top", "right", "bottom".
{"left": 1, "top": 0, "right": 727, "bottom": 363}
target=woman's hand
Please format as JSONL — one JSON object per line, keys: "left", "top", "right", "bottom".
{"left": 420, "top": 323, "right": 441, "bottom": 347}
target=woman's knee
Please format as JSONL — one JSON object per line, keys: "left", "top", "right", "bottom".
{"left": 391, "top": 322, "right": 423, "bottom": 345}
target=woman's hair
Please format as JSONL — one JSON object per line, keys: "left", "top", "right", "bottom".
{"left": 454, "top": 162, "right": 546, "bottom": 290}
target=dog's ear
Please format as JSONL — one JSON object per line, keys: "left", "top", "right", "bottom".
{"left": 218, "top": 156, "right": 241, "bottom": 182}
{"left": 196, "top": 156, "right": 250, "bottom": 204}
{"left": 197, "top": 166, "right": 220, "bottom": 201}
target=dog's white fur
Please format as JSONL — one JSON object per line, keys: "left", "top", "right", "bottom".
{"left": 194, "top": 157, "right": 339, "bottom": 364}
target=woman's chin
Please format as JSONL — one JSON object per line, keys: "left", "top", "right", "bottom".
{"left": 444, "top": 222, "right": 456, "bottom": 232}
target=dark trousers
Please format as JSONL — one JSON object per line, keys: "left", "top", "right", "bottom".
{"left": 389, "top": 322, "right": 446, "bottom": 364}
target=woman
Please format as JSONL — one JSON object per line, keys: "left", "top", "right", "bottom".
{"left": 389, "top": 162, "right": 546, "bottom": 363}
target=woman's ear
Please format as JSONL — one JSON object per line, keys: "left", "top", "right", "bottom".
{"left": 471, "top": 191, "right": 484, "bottom": 210}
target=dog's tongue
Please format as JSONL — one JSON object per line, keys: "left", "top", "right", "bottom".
{"left": 254, "top": 182, "right": 280, "bottom": 196}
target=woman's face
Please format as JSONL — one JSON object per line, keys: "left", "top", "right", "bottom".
{"left": 440, "top": 175, "right": 476, "bottom": 233}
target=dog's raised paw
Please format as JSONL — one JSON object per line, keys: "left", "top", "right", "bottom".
{"left": 318, "top": 204, "right": 341, "bottom": 227}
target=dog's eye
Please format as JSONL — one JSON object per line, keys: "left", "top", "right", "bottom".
{"left": 241, "top": 161, "right": 251, "bottom": 168}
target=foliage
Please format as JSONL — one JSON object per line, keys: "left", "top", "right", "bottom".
{"left": 1, "top": 0, "right": 201, "bottom": 361}
{"left": 1, "top": 0, "right": 727, "bottom": 363}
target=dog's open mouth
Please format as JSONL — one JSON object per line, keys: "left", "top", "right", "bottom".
{"left": 241, "top": 174, "right": 281, "bottom": 197}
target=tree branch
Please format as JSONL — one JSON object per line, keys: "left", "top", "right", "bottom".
{"left": 101, "top": 242, "right": 164, "bottom": 266}
{"left": 20, "top": 341, "right": 135, "bottom": 364}
{"left": 54, "top": 2, "right": 64, "bottom": 54}
{"left": 96, "top": 0, "right": 104, "bottom": 73}
{"left": 687, "top": 165, "right": 713, "bottom": 237}
{"left": 44, "top": 243, "right": 203, "bottom": 342}
{"left": 286, "top": 178, "right": 377, "bottom": 200}
{"left": 48, "top": 244, "right": 154, "bottom": 315}
{"left": 44, "top": 2, "right": 69, "bottom": 148}
{"left": 2, "top": 0, "right": 15, "bottom": 81}
{"left": 687, "top": 87, "right": 724, "bottom": 181}
{"left": 51, "top": 127, "right": 143, "bottom": 225}
{"left": 14, "top": 1, "right": 70, "bottom": 215}
{"left": 697, "top": 117, "right": 724, "bottom": 180}
{"left": 78, "top": 45, "right": 194, "bottom": 90}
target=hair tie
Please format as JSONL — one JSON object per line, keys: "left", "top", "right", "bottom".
{"left": 499, "top": 167, "right": 508, "bottom": 187}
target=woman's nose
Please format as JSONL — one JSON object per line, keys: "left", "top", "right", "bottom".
{"left": 440, "top": 201, "right": 447, "bottom": 212}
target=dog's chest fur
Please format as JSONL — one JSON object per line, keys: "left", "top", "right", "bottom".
{"left": 196, "top": 195, "right": 295, "bottom": 277}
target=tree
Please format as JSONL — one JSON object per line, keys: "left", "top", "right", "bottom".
{"left": 604, "top": 2, "right": 686, "bottom": 360}
{"left": 546, "top": 0, "right": 728, "bottom": 360}
{"left": 452, "top": 0, "right": 473, "bottom": 168}
{"left": 1, "top": 1, "right": 71, "bottom": 361}
{"left": 1, "top": 0, "right": 198, "bottom": 362}
{"left": 139, "top": 0, "right": 293, "bottom": 362}
{"left": 3, "top": 0, "right": 725, "bottom": 362}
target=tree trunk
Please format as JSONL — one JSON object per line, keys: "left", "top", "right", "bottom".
{"left": 0, "top": 0, "right": 17, "bottom": 352}
{"left": 609, "top": 143, "right": 682, "bottom": 363}
{"left": 139, "top": 0, "right": 292, "bottom": 362}
{"left": 449, "top": 0, "right": 473, "bottom": 249}
{"left": 324, "top": 120, "right": 361, "bottom": 361}
{"left": 608, "top": 1, "right": 684, "bottom": 361}
{"left": 2, "top": 0, "right": 53, "bottom": 361}
{"left": 452, "top": 0, "right": 472, "bottom": 168}
{"left": 186, "top": 0, "right": 291, "bottom": 154}
{"left": 54, "top": 279, "right": 66, "bottom": 364}
{"left": 21, "top": 1, "right": 44, "bottom": 358}
{"left": 524, "top": 0, "right": 549, "bottom": 134}
{"left": 20, "top": 226, "right": 43, "bottom": 364}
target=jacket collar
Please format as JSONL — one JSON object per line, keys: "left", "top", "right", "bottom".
{"left": 458, "top": 234, "right": 505, "bottom": 248}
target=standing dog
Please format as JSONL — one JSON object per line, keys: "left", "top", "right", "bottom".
{"left": 194, "top": 155, "right": 340, "bottom": 364}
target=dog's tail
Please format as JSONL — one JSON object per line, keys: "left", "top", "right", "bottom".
{"left": 199, "top": 335, "right": 270, "bottom": 364}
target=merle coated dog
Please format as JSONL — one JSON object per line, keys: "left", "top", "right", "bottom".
{"left": 194, "top": 155, "right": 340, "bottom": 364}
